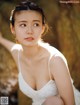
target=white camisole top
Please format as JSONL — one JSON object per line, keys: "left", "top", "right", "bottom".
{"left": 18, "top": 51, "right": 59, "bottom": 105}
{"left": 11, "top": 44, "right": 80, "bottom": 105}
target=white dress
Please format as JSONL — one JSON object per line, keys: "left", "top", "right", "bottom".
{"left": 15, "top": 43, "right": 80, "bottom": 105}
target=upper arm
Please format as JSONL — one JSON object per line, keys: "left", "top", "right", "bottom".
{"left": 50, "top": 55, "right": 75, "bottom": 105}
{"left": 0, "top": 37, "right": 19, "bottom": 64}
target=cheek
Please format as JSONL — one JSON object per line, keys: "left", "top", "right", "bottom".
{"left": 15, "top": 31, "right": 23, "bottom": 41}
{"left": 35, "top": 28, "right": 43, "bottom": 36}
{"left": 15, "top": 28, "right": 23, "bottom": 37}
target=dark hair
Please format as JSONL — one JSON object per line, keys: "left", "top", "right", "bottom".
{"left": 10, "top": 0, "right": 46, "bottom": 26}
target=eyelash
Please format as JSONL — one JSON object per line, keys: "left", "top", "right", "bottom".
{"left": 33, "top": 23, "right": 40, "bottom": 27}
{"left": 20, "top": 24, "right": 26, "bottom": 27}
{"left": 19, "top": 23, "right": 40, "bottom": 27}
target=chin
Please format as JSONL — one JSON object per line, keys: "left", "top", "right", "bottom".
{"left": 22, "top": 42, "right": 38, "bottom": 47}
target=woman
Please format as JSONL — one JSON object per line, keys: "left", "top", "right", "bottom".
{"left": 0, "top": 0, "right": 80, "bottom": 105}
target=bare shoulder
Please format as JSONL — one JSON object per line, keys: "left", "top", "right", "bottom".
{"left": 11, "top": 44, "right": 23, "bottom": 64}
{"left": 45, "top": 45, "right": 71, "bottom": 81}
{"left": 39, "top": 42, "right": 68, "bottom": 69}
{"left": 50, "top": 54, "right": 68, "bottom": 69}
{"left": 11, "top": 44, "right": 22, "bottom": 51}
{"left": 50, "top": 51, "right": 69, "bottom": 77}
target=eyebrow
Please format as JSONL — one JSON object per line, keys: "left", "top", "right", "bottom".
{"left": 33, "top": 20, "right": 41, "bottom": 22}
{"left": 17, "top": 20, "right": 41, "bottom": 23}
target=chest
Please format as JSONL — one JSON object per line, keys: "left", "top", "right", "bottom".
{"left": 18, "top": 72, "right": 58, "bottom": 100}
{"left": 18, "top": 57, "right": 51, "bottom": 90}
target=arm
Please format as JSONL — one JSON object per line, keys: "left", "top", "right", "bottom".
{"left": 50, "top": 55, "right": 75, "bottom": 105}
{"left": 0, "top": 32, "right": 15, "bottom": 51}
{"left": 0, "top": 32, "right": 18, "bottom": 63}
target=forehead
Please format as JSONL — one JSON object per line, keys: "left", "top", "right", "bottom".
{"left": 14, "top": 10, "right": 42, "bottom": 22}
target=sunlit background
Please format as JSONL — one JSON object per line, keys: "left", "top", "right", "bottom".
{"left": 0, "top": 0, "right": 80, "bottom": 105}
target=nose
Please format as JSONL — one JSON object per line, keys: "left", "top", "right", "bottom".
{"left": 27, "top": 25, "right": 33, "bottom": 35}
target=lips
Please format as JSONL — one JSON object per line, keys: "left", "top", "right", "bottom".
{"left": 24, "top": 37, "right": 34, "bottom": 41}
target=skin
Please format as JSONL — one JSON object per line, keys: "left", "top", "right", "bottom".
{"left": 0, "top": 10, "right": 75, "bottom": 105}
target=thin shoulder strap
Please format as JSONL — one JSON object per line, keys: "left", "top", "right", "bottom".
{"left": 48, "top": 54, "right": 53, "bottom": 80}
{"left": 18, "top": 51, "right": 21, "bottom": 72}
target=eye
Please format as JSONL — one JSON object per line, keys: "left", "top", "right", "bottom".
{"left": 33, "top": 23, "right": 40, "bottom": 27}
{"left": 20, "top": 24, "right": 27, "bottom": 27}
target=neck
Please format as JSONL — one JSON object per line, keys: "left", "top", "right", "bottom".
{"left": 22, "top": 44, "right": 41, "bottom": 59}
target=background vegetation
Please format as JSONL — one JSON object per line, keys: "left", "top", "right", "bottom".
{"left": 0, "top": 0, "right": 80, "bottom": 105}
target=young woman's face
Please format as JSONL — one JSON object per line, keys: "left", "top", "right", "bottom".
{"left": 11, "top": 10, "right": 45, "bottom": 46}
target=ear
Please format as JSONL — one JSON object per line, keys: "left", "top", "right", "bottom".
{"left": 10, "top": 24, "right": 15, "bottom": 35}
